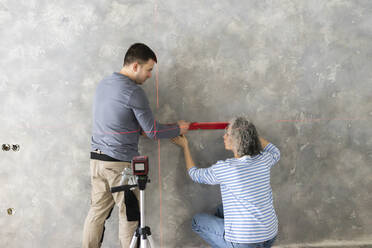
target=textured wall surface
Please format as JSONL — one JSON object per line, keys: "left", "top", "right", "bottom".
{"left": 1, "top": 0, "right": 372, "bottom": 247}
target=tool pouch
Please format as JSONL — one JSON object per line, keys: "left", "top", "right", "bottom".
{"left": 125, "top": 190, "right": 140, "bottom": 221}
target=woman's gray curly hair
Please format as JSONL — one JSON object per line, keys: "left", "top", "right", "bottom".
{"left": 227, "top": 117, "right": 263, "bottom": 157}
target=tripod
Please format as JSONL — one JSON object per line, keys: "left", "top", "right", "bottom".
{"left": 111, "top": 175, "right": 155, "bottom": 248}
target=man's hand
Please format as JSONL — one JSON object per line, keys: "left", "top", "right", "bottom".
{"left": 171, "top": 135, "right": 189, "bottom": 149}
{"left": 178, "top": 120, "right": 190, "bottom": 135}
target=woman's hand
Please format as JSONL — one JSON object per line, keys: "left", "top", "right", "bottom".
{"left": 172, "top": 135, "right": 195, "bottom": 170}
{"left": 171, "top": 135, "right": 189, "bottom": 148}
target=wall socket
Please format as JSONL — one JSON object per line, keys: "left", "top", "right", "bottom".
{"left": 7, "top": 208, "right": 16, "bottom": 216}
{"left": 2, "top": 144, "right": 20, "bottom": 152}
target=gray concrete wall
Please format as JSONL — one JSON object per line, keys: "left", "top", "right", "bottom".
{"left": 1, "top": 0, "right": 372, "bottom": 247}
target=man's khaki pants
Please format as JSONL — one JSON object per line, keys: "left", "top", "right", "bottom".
{"left": 82, "top": 159, "right": 139, "bottom": 248}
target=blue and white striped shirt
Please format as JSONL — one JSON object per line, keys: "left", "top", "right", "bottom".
{"left": 188, "top": 143, "right": 280, "bottom": 243}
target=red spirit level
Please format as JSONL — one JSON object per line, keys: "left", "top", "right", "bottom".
{"left": 189, "top": 122, "right": 229, "bottom": 130}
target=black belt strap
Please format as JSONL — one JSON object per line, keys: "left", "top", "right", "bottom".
{"left": 90, "top": 152, "right": 123, "bottom": 162}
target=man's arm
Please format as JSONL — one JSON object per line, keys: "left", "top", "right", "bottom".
{"left": 129, "top": 88, "right": 189, "bottom": 139}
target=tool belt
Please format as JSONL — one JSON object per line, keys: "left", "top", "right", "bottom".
{"left": 90, "top": 150, "right": 139, "bottom": 221}
{"left": 90, "top": 151, "right": 122, "bottom": 162}
{"left": 125, "top": 190, "right": 140, "bottom": 221}
{"left": 90, "top": 150, "right": 131, "bottom": 163}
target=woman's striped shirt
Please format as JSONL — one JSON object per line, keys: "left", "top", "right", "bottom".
{"left": 188, "top": 143, "right": 280, "bottom": 243}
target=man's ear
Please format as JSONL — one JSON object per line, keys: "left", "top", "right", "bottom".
{"left": 132, "top": 62, "right": 139, "bottom": 72}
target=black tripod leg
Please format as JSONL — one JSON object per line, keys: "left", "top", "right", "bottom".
{"left": 136, "top": 223, "right": 140, "bottom": 248}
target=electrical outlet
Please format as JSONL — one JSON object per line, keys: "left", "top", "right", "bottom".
{"left": 12, "top": 144, "right": 20, "bottom": 151}
{"left": 2, "top": 144, "right": 20, "bottom": 151}
{"left": 2, "top": 144, "right": 11, "bottom": 151}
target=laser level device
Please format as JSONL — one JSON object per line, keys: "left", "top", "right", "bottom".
{"left": 132, "top": 156, "right": 149, "bottom": 176}
{"left": 111, "top": 156, "right": 155, "bottom": 247}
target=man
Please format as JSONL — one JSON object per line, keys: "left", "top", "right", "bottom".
{"left": 172, "top": 117, "right": 279, "bottom": 248}
{"left": 83, "top": 43, "right": 190, "bottom": 248}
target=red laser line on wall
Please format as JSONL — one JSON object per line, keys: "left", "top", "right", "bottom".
{"left": 156, "top": 66, "right": 159, "bottom": 108}
{"left": 157, "top": 139, "right": 162, "bottom": 247}
{"left": 276, "top": 117, "right": 367, "bottom": 123}
{"left": 12, "top": 117, "right": 369, "bottom": 134}
{"left": 153, "top": 1, "right": 163, "bottom": 245}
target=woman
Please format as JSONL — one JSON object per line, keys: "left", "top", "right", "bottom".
{"left": 172, "top": 117, "right": 280, "bottom": 248}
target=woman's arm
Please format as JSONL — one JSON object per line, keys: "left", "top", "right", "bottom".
{"left": 171, "top": 135, "right": 195, "bottom": 170}
{"left": 259, "top": 137, "right": 269, "bottom": 149}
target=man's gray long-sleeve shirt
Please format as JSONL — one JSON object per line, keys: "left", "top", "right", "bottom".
{"left": 91, "top": 72, "right": 180, "bottom": 161}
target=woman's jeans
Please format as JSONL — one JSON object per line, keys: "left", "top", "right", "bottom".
{"left": 191, "top": 204, "right": 276, "bottom": 248}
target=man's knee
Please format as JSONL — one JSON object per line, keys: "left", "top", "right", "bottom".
{"left": 86, "top": 206, "right": 113, "bottom": 225}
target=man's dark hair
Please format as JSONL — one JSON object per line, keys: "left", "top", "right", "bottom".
{"left": 228, "top": 117, "right": 263, "bottom": 157}
{"left": 123, "top": 43, "right": 157, "bottom": 66}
